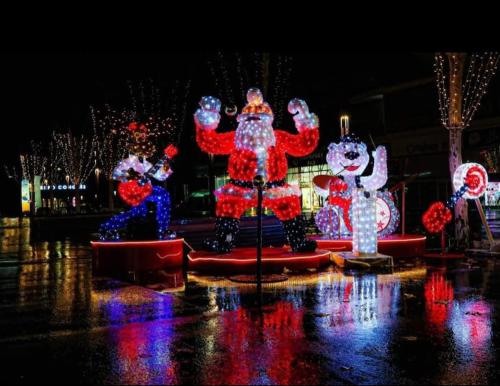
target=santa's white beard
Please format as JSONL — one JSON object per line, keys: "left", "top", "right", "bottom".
{"left": 234, "top": 120, "right": 276, "bottom": 152}
{"left": 234, "top": 120, "right": 276, "bottom": 179}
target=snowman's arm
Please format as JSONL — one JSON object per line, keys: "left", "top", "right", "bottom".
{"left": 360, "top": 146, "right": 387, "bottom": 190}
{"left": 276, "top": 128, "right": 319, "bottom": 157}
{"left": 195, "top": 125, "right": 235, "bottom": 155}
{"left": 313, "top": 181, "right": 330, "bottom": 198}
{"left": 312, "top": 175, "right": 334, "bottom": 198}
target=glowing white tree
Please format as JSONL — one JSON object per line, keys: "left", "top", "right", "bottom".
{"left": 3, "top": 164, "right": 21, "bottom": 183}
{"left": 55, "top": 130, "right": 97, "bottom": 213}
{"left": 91, "top": 105, "right": 128, "bottom": 210}
{"left": 434, "top": 52, "right": 499, "bottom": 235}
{"left": 43, "top": 132, "right": 63, "bottom": 210}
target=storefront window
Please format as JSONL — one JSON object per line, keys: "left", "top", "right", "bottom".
{"left": 215, "top": 175, "right": 230, "bottom": 190}
{"left": 287, "top": 163, "right": 330, "bottom": 213}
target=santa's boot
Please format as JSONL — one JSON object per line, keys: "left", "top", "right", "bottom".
{"left": 282, "top": 215, "right": 317, "bottom": 252}
{"left": 202, "top": 217, "right": 240, "bottom": 254}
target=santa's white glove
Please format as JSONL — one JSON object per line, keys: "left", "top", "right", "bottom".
{"left": 194, "top": 96, "right": 221, "bottom": 130}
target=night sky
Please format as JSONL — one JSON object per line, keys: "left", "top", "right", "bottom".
{"left": 0, "top": 51, "right": 435, "bottom": 214}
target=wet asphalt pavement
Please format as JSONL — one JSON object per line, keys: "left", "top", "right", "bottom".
{"left": 1, "top": 222, "right": 499, "bottom": 384}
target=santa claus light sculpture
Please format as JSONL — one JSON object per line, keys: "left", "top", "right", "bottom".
{"left": 195, "top": 88, "right": 319, "bottom": 253}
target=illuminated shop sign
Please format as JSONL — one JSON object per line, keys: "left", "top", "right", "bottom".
{"left": 21, "top": 179, "right": 30, "bottom": 213}
{"left": 41, "top": 184, "right": 87, "bottom": 191}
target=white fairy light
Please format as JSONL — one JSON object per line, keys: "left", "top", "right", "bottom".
{"left": 352, "top": 188, "right": 378, "bottom": 256}
{"left": 19, "top": 140, "right": 46, "bottom": 183}
{"left": 435, "top": 52, "right": 499, "bottom": 129}
{"left": 54, "top": 130, "right": 97, "bottom": 186}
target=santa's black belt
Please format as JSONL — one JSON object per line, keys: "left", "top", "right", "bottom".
{"left": 229, "top": 178, "right": 286, "bottom": 189}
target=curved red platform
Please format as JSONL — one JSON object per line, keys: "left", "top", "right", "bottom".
{"left": 91, "top": 238, "right": 184, "bottom": 275}
{"left": 188, "top": 247, "right": 331, "bottom": 274}
{"left": 312, "top": 234, "right": 426, "bottom": 258}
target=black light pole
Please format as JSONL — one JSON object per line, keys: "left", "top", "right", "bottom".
{"left": 208, "top": 153, "right": 215, "bottom": 217}
{"left": 253, "top": 174, "right": 265, "bottom": 297}
{"left": 228, "top": 176, "right": 287, "bottom": 287}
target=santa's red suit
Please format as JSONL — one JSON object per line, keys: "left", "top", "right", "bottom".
{"left": 195, "top": 88, "right": 319, "bottom": 253}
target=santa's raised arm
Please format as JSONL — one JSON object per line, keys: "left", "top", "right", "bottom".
{"left": 194, "top": 96, "right": 235, "bottom": 155}
{"left": 275, "top": 98, "right": 319, "bottom": 157}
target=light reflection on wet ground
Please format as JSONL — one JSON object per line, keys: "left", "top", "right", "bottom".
{"left": 0, "top": 223, "right": 499, "bottom": 384}
{"left": 0, "top": 218, "right": 90, "bottom": 263}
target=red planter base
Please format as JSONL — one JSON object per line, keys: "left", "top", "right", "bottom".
{"left": 91, "top": 239, "right": 184, "bottom": 275}
{"left": 188, "top": 247, "right": 331, "bottom": 274}
{"left": 312, "top": 234, "right": 426, "bottom": 258}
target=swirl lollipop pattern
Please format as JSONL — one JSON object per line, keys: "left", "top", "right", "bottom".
{"left": 422, "top": 162, "right": 488, "bottom": 233}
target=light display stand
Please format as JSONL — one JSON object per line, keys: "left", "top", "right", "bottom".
{"left": 453, "top": 163, "right": 495, "bottom": 250}
{"left": 313, "top": 174, "right": 426, "bottom": 259}
{"left": 474, "top": 199, "right": 495, "bottom": 249}
{"left": 311, "top": 123, "right": 398, "bottom": 267}
{"left": 333, "top": 190, "right": 393, "bottom": 269}
{"left": 422, "top": 162, "right": 494, "bottom": 260}
{"left": 91, "top": 120, "right": 183, "bottom": 277}
{"left": 332, "top": 252, "right": 394, "bottom": 270}
{"left": 188, "top": 88, "right": 331, "bottom": 274}
{"left": 92, "top": 238, "right": 185, "bottom": 277}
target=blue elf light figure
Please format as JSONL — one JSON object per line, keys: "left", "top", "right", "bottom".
{"left": 98, "top": 122, "right": 178, "bottom": 241}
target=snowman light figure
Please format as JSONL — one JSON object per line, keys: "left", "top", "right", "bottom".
{"left": 314, "top": 133, "right": 395, "bottom": 255}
